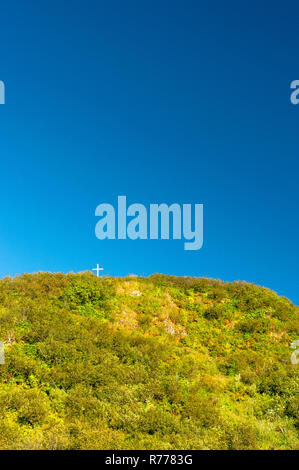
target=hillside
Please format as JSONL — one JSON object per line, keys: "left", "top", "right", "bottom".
{"left": 0, "top": 272, "right": 298, "bottom": 450}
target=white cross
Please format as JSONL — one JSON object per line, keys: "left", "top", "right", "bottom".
{"left": 92, "top": 264, "right": 104, "bottom": 277}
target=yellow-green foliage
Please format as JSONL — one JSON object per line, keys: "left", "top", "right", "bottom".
{"left": 0, "top": 272, "right": 298, "bottom": 449}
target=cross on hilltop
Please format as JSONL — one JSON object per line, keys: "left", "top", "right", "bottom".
{"left": 92, "top": 264, "right": 104, "bottom": 277}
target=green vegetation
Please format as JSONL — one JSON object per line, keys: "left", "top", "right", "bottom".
{"left": 0, "top": 272, "right": 298, "bottom": 449}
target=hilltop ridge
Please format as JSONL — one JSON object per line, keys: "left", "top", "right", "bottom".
{"left": 0, "top": 272, "right": 298, "bottom": 449}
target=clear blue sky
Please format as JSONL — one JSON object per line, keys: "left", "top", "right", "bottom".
{"left": 0, "top": 1, "right": 298, "bottom": 304}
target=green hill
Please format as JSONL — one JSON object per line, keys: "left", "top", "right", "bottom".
{"left": 0, "top": 272, "right": 298, "bottom": 450}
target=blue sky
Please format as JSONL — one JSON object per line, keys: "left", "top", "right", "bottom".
{"left": 0, "top": 1, "right": 298, "bottom": 304}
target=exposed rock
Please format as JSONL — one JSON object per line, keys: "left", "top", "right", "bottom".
{"left": 130, "top": 290, "right": 142, "bottom": 297}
